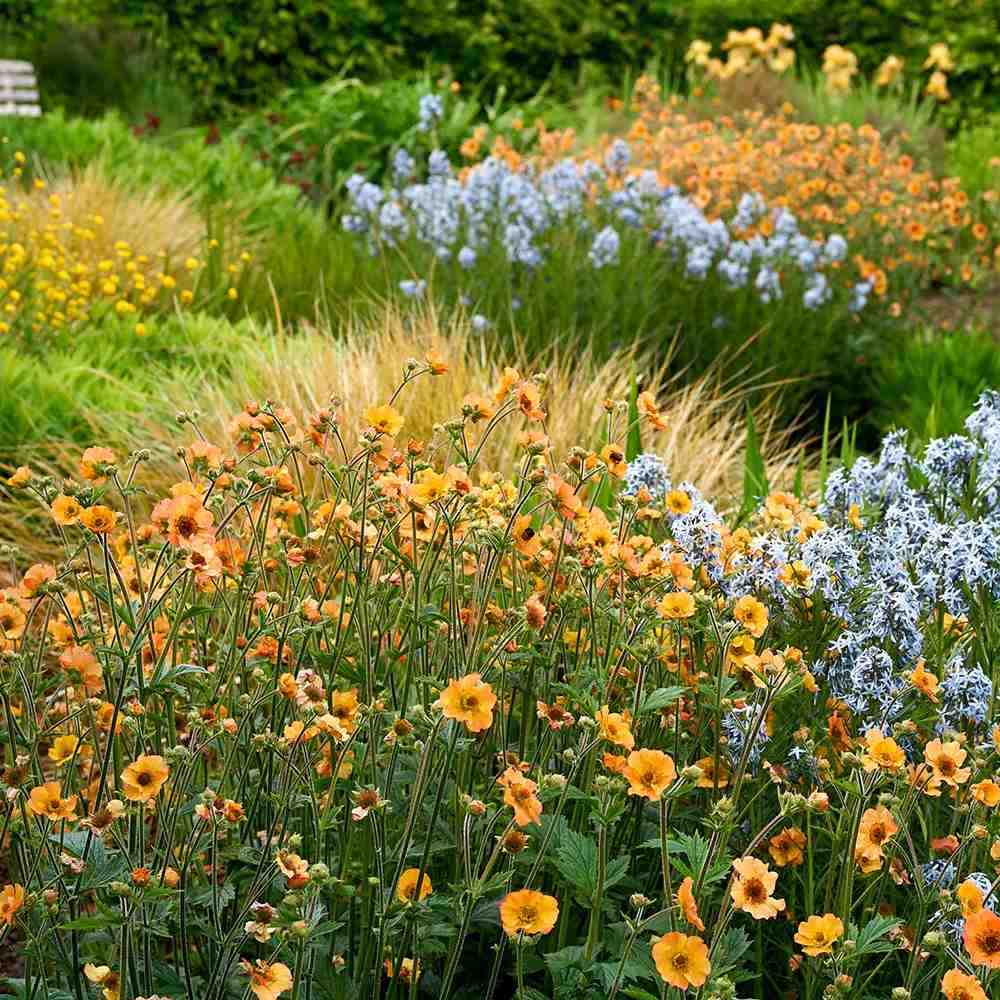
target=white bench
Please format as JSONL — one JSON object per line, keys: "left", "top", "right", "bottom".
{"left": 0, "top": 60, "right": 41, "bottom": 117}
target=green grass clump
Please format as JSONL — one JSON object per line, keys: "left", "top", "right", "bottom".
{"left": 872, "top": 326, "right": 1000, "bottom": 439}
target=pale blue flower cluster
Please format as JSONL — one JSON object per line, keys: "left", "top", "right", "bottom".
{"left": 774, "top": 392, "right": 1000, "bottom": 728}
{"left": 342, "top": 139, "right": 867, "bottom": 324}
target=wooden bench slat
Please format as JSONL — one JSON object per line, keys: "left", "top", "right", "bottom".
{"left": 0, "top": 60, "right": 34, "bottom": 71}
{"left": 0, "top": 89, "right": 40, "bottom": 100}
{"left": 0, "top": 103, "right": 42, "bottom": 117}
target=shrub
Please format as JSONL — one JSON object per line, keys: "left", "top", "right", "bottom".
{"left": 2, "top": 360, "right": 1000, "bottom": 998}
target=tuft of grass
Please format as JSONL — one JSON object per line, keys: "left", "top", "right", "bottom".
{"left": 871, "top": 326, "right": 1000, "bottom": 440}
{"left": 0, "top": 306, "right": 809, "bottom": 555}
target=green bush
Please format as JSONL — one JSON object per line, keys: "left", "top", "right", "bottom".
{"left": 871, "top": 326, "right": 1000, "bottom": 439}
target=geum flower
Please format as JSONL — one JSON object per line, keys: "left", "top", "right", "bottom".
{"left": 964, "top": 908, "right": 1000, "bottom": 968}
{"left": 795, "top": 913, "right": 844, "bottom": 956}
{"left": 242, "top": 959, "right": 293, "bottom": 1000}
{"left": 651, "top": 932, "right": 710, "bottom": 990}
{"left": 498, "top": 766, "right": 543, "bottom": 826}
{"left": 499, "top": 889, "right": 559, "bottom": 936}
{"left": 730, "top": 857, "right": 786, "bottom": 919}
{"left": 622, "top": 748, "right": 677, "bottom": 801}
{"left": 436, "top": 673, "right": 497, "bottom": 733}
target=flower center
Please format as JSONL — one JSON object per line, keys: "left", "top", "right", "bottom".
{"left": 744, "top": 879, "right": 766, "bottom": 903}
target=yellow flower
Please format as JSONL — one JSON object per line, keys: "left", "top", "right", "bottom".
{"left": 623, "top": 748, "right": 677, "bottom": 801}
{"left": 925, "top": 70, "right": 951, "bottom": 102}
{"left": 732, "top": 596, "right": 768, "bottom": 638}
{"left": 665, "top": 489, "right": 692, "bottom": 515}
{"left": 860, "top": 730, "right": 905, "bottom": 772}
{"left": 397, "top": 868, "right": 432, "bottom": 903}
{"left": 795, "top": 913, "right": 844, "bottom": 956}
{"left": 730, "top": 857, "right": 785, "bottom": 919}
{"left": 651, "top": 931, "right": 711, "bottom": 990}
{"left": 408, "top": 468, "right": 452, "bottom": 506}
{"left": 875, "top": 55, "right": 905, "bottom": 87}
{"left": 958, "top": 879, "right": 985, "bottom": 918}
{"left": 365, "top": 405, "right": 404, "bottom": 436}
{"left": 924, "top": 43, "right": 955, "bottom": 72}
{"left": 499, "top": 889, "right": 559, "bottom": 936}
{"left": 658, "top": 591, "right": 695, "bottom": 620}
{"left": 436, "top": 673, "right": 497, "bottom": 733}
{"left": 47, "top": 734, "right": 83, "bottom": 766}
{"left": 120, "top": 755, "right": 170, "bottom": 802}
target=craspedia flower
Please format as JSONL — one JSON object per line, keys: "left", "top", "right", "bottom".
{"left": 436, "top": 673, "right": 497, "bottom": 733}
{"left": 396, "top": 868, "right": 432, "bottom": 903}
{"left": 651, "top": 932, "right": 710, "bottom": 990}
{"left": 623, "top": 748, "right": 677, "bottom": 800}
{"left": 795, "top": 913, "right": 844, "bottom": 956}
{"left": 120, "top": 755, "right": 170, "bottom": 802}
{"left": 499, "top": 889, "right": 559, "bottom": 936}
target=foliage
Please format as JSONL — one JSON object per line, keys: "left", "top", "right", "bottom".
{"left": 873, "top": 326, "right": 1000, "bottom": 440}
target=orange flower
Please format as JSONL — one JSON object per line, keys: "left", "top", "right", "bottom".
{"left": 27, "top": 782, "right": 78, "bottom": 822}
{"left": 795, "top": 913, "right": 844, "bottom": 956}
{"left": 79, "top": 446, "right": 116, "bottom": 483}
{"left": 499, "top": 889, "right": 559, "bottom": 936}
{"left": 768, "top": 826, "right": 806, "bottom": 867}
{"left": 0, "top": 883, "right": 25, "bottom": 925}
{"left": 120, "top": 755, "right": 170, "bottom": 802}
{"left": 623, "top": 748, "right": 677, "bottom": 800}
{"left": 676, "top": 876, "right": 704, "bottom": 931}
{"left": 651, "top": 931, "right": 711, "bottom": 990}
{"left": 924, "top": 739, "right": 970, "bottom": 787}
{"left": 957, "top": 880, "right": 985, "bottom": 918}
{"left": 498, "top": 766, "right": 543, "bottom": 827}
{"left": 861, "top": 729, "right": 905, "bottom": 772}
{"left": 600, "top": 443, "right": 627, "bottom": 478}
{"left": 941, "top": 968, "right": 988, "bottom": 1000}
{"left": 396, "top": 868, "right": 432, "bottom": 903}
{"left": 730, "top": 857, "right": 785, "bottom": 919}
{"left": 856, "top": 805, "right": 898, "bottom": 856}
{"left": 965, "top": 908, "right": 1000, "bottom": 968}
{"left": 910, "top": 662, "right": 939, "bottom": 701}
{"left": 241, "top": 959, "right": 294, "bottom": 1000}
{"left": 972, "top": 779, "right": 1000, "bottom": 808}
{"left": 596, "top": 705, "right": 635, "bottom": 750}
{"left": 79, "top": 505, "right": 118, "bottom": 534}
{"left": 51, "top": 494, "right": 83, "bottom": 526}
{"left": 436, "top": 673, "right": 497, "bottom": 733}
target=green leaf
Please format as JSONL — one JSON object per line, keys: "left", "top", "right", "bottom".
{"left": 712, "top": 926, "right": 752, "bottom": 979}
{"left": 638, "top": 686, "right": 686, "bottom": 715}
{"left": 851, "top": 914, "right": 903, "bottom": 958}
{"left": 553, "top": 826, "right": 598, "bottom": 896}
{"left": 740, "top": 403, "right": 768, "bottom": 519}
